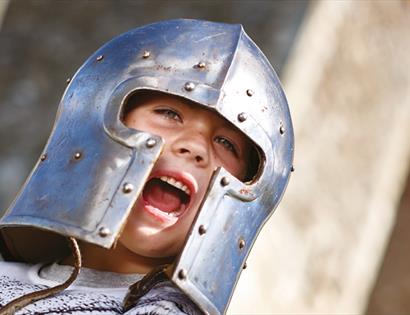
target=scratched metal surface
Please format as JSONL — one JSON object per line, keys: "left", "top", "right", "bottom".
{"left": 0, "top": 1, "right": 307, "bottom": 214}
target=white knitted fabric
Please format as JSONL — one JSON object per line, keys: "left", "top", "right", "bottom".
{"left": 0, "top": 261, "right": 201, "bottom": 314}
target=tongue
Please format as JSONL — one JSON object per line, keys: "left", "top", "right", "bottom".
{"left": 143, "top": 179, "right": 182, "bottom": 213}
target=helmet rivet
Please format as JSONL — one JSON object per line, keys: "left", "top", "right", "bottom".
{"left": 196, "top": 61, "right": 206, "bottom": 69}
{"left": 66, "top": 77, "right": 71, "bottom": 84}
{"left": 96, "top": 55, "right": 104, "bottom": 61}
{"left": 239, "top": 238, "right": 246, "bottom": 249}
{"left": 291, "top": 165, "right": 295, "bottom": 172}
{"left": 40, "top": 154, "right": 47, "bottom": 161}
{"left": 146, "top": 138, "right": 157, "bottom": 148}
{"left": 220, "top": 177, "right": 230, "bottom": 186}
{"left": 74, "top": 152, "right": 82, "bottom": 160}
{"left": 178, "top": 269, "right": 187, "bottom": 280}
{"left": 142, "top": 51, "right": 150, "bottom": 58}
{"left": 98, "top": 227, "right": 111, "bottom": 237}
{"left": 246, "top": 89, "right": 254, "bottom": 97}
{"left": 237, "top": 112, "right": 247, "bottom": 122}
{"left": 279, "top": 125, "right": 285, "bottom": 135}
{"left": 122, "top": 183, "right": 134, "bottom": 193}
{"left": 184, "top": 82, "right": 195, "bottom": 91}
{"left": 198, "top": 225, "right": 207, "bottom": 235}
{"left": 243, "top": 262, "right": 247, "bottom": 269}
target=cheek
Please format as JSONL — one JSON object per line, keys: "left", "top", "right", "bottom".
{"left": 126, "top": 118, "right": 153, "bottom": 132}
{"left": 231, "top": 165, "right": 246, "bottom": 180}
{"left": 214, "top": 153, "right": 246, "bottom": 180}
{"left": 124, "top": 108, "right": 163, "bottom": 133}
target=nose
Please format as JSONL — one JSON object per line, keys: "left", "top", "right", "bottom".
{"left": 171, "top": 132, "right": 210, "bottom": 167}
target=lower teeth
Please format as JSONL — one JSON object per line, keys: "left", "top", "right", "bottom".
{"left": 165, "top": 204, "right": 186, "bottom": 217}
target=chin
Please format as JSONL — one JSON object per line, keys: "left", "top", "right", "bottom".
{"left": 119, "top": 231, "right": 183, "bottom": 259}
{"left": 140, "top": 243, "right": 180, "bottom": 258}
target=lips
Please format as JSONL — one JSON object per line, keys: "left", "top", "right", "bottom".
{"left": 141, "top": 171, "right": 198, "bottom": 223}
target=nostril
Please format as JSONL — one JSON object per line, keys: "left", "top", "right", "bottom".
{"left": 179, "top": 148, "right": 189, "bottom": 154}
{"left": 176, "top": 147, "right": 205, "bottom": 164}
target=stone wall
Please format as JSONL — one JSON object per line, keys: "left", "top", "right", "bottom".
{"left": 367, "top": 170, "right": 410, "bottom": 315}
{"left": 229, "top": 1, "right": 410, "bottom": 313}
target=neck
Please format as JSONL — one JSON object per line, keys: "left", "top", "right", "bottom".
{"left": 61, "top": 241, "right": 173, "bottom": 274}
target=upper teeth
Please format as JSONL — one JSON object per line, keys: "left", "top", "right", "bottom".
{"left": 159, "top": 176, "right": 191, "bottom": 195}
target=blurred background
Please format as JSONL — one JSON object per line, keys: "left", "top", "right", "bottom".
{"left": 0, "top": 0, "right": 409, "bottom": 314}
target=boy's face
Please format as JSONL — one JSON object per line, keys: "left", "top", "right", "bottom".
{"left": 119, "top": 93, "right": 250, "bottom": 259}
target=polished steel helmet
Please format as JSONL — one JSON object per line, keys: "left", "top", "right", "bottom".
{"left": 0, "top": 19, "right": 293, "bottom": 314}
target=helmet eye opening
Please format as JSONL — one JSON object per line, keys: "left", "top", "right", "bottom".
{"left": 244, "top": 145, "right": 264, "bottom": 184}
{"left": 120, "top": 89, "right": 158, "bottom": 122}
{"left": 120, "top": 89, "right": 263, "bottom": 184}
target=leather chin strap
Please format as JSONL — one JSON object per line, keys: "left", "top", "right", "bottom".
{"left": 123, "top": 264, "right": 170, "bottom": 311}
{"left": 0, "top": 237, "right": 82, "bottom": 315}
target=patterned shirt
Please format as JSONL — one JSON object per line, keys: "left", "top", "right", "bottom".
{"left": 0, "top": 261, "right": 201, "bottom": 314}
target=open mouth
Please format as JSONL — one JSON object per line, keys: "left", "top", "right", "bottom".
{"left": 142, "top": 175, "right": 192, "bottom": 219}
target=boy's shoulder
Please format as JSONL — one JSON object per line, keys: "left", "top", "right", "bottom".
{"left": 0, "top": 262, "right": 124, "bottom": 314}
{"left": 0, "top": 260, "right": 34, "bottom": 279}
{"left": 125, "top": 281, "right": 202, "bottom": 315}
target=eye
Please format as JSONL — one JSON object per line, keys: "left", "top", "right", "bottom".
{"left": 214, "top": 136, "right": 238, "bottom": 155}
{"left": 154, "top": 108, "right": 182, "bottom": 122}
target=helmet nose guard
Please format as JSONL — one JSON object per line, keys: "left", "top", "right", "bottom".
{"left": 0, "top": 19, "right": 294, "bottom": 314}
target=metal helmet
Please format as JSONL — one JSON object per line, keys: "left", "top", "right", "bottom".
{"left": 0, "top": 19, "right": 294, "bottom": 314}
